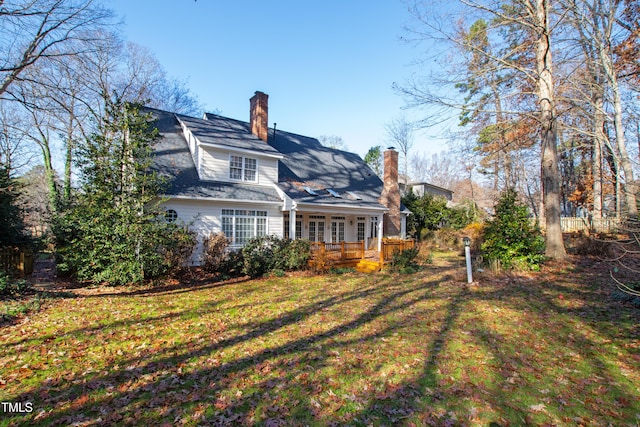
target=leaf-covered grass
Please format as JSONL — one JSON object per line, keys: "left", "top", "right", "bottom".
{"left": 0, "top": 254, "right": 638, "bottom": 426}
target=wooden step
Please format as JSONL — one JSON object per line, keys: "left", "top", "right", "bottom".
{"left": 355, "top": 260, "right": 381, "bottom": 273}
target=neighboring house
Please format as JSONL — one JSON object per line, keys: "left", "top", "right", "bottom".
{"left": 150, "top": 91, "right": 409, "bottom": 263}
{"left": 401, "top": 181, "right": 453, "bottom": 202}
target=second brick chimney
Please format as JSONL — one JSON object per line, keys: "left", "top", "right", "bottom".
{"left": 250, "top": 91, "right": 269, "bottom": 142}
{"left": 380, "top": 148, "right": 401, "bottom": 237}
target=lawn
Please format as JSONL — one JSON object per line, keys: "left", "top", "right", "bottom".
{"left": 1, "top": 254, "right": 638, "bottom": 426}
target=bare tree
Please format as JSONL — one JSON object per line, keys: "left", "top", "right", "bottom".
{"left": 0, "top": 0, "right": 115, "bottom": 98}
{"left": 318, "top": 135, "right": 347, "bottom": 150}
{"left": 385, "top": 115, "right": 415, "bottom": 179}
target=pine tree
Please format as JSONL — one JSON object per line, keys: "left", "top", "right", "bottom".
{"left": 0, "top": 164, "right": 27, "bottom": 247}
{"left": 482, "top": 189, "right": 545, "bottom": 270}
{"left": 56, "top": 96, "right": 194, "bottom": 285}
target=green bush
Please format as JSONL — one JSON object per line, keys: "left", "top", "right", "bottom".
{"left": 0, "top": 272, "right": 32, "bottom": 299}
{"left": 218, "top": 250, "right": 245, "bottom": 280}
{"left": 390, "top": 247, "right": 420, "bottom": 274}
{"left": 241, "top": 236, "right": 311, "bottom": 278}
{"left": 481, "top": 190, "right": 545, "bottom": 271}
{"left": 282, "top": 239, "right": 311, "bottom": 270}
{"left": 242, "top": 235, "right": 287, "bottom": 278}
{"left": 403, "top": 192, "right": 479, "bottom": 239}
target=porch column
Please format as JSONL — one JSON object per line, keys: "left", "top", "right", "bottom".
{"left": 377, "top": 217, "right": 383, "bottom": 252}
{"left": 289, "top": 208, "right": 297, "bottom": 240}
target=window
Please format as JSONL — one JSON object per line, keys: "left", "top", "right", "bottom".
{"left": 357, "top": 217, "right": 366, "bottom": 241}
{"left": 308, "top": 216, "right": 326, "bottom": 242}
{"left": 284, "top": 220, "right": 302, "bottom": 240}
{"left": 221, "top": 209, "right": 267, "bottom": 245}
{"left": 165, "top": 209, "right": 178, "bottom": 223}
{"left": 370, "top": 216, "right": 379, "bottom": 238}
{"left": 304, "top": 186, "right": 319, "bottom": 196}
{"left": 326, "top": 188, "right": 342, "bottom": 198}
{"left": 331, "top": 216, "right": 345, "bottom": 242}
{"left": 229, "top": 155, "right": 257, "bottom": 182}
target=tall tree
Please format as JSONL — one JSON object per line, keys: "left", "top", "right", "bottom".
{"left": 385, "top": 115, "right": 415, "bottom": 179}
{"left": 364, "top": 145, "right": 383, "bottom": 177}
{"left": 0, "top": 0, "right": 114, "bottom": 98}
{"left": 57, "top": 97, "right": 193, "bottom": 285}
{"left": 401, "top": 0, "right": 567, "bottom": 258}
{"left": 533, "top": 0, "right": 566, "bottom": 258}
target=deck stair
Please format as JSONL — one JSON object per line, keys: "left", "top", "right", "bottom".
{"left": 355, "top": 259, "right": 382, "bottom": 273}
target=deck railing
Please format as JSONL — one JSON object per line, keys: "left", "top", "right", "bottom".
{"left": 310, "top": 241, "right": 365, "bottom": 261}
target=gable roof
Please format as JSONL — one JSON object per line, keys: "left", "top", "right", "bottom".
{"left": 148, "top": 107, "right": 282, "bottom": 203}
{"left": 148, "top": 106, "right": 388, "bottom": 211}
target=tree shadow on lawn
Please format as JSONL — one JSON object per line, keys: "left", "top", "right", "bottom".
{"left": 349, "top": 258, "right": 640, "bottom": 426}
{"left": 68, "top": 274, "right": 253, "bottom": 299}
{"left": 4, "top": 272, "right": 451, "bottom": 426}
{"left": 4, "top": 257, "right": 639, "bottom": 426}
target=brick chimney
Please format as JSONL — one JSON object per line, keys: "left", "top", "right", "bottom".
{"left": 381, "top": 148, "right": 401, "bottom": 237}
{"left": 250, "top": 91, "right": 269, "bottom": 142}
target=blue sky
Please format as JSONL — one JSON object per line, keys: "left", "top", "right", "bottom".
{"left": 107, "top": 0, "right": 447, "bottom": 158}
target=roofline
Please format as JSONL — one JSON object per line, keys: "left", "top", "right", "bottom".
{"left": 295, "top": 201, "right": 388, "bottom": 213}
{"left": 197, "top": 140, "right": 284, "bottom": 159}
{"left": 161, "top": 195, "right": 283, "bottom": 205}
{"left": 407, "top": 181, "right": 454, "bottom": 194}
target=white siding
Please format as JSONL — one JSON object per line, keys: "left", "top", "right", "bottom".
{"left": 259, "top": 157, "right": 278, "bottom": 183}
{"left": 199, "top": 146, "right": 279, "bottom": 185}
{"left": 199, "top": 147, "right": 229, "bottom": 181}
{"left": 161, "top": 198, "right": 284, "bottom": 265}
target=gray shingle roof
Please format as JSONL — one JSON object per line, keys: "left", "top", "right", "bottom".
{"left": 148, "top": 106, "right": 388, "bottom": 211}
{"left": 269, "top": 129, "right": 386, "bottom": 209}
{"left": 183, "top": 113, "right": 281, "bottom": 156}
{"left": 148, "top": 107, "right": 282, "bottom": 202}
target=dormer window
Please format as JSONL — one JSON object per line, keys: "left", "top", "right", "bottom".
{"left": 230, "top": 155, "right": 257, "bottom": 182}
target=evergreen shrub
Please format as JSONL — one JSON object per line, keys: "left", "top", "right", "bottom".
{"left": 481, "top": 190, "right": 545, "bottom": 271}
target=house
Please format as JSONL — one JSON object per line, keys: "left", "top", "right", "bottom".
{"left": 150, "top": 91, "right": 409, "bottom": 263}
{"left": 400, "top": 180, "right": 453, "bottom": 202}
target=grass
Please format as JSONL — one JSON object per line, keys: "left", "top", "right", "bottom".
{"left": 0, "top": 253, "right": 638, "bottom": 426}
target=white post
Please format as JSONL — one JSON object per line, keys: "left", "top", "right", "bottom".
{"left": 289, "top": 209, "right": 297, "bottom": 240}
{"left": 465, "top": 246, "right": 473, "bottom": 283}
{"left": 377, "top": 217, "right": 383, "bottom": 252}
{"left": 463, "top": 236, "right": 472, "bottom": 283}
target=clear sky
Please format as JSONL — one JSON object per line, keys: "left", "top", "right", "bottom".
{"left": 107, "top": 0, "right": 448, "bottom": 159}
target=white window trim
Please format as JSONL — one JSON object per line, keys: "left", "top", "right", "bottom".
{"left": 221, "top": 209, "right": 268, "bottom": 246}
{"left": 228, "top": 154, "right": 259, "bottom": 183}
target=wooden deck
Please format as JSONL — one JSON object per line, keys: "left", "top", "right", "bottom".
{"left": 309, "top": 239, "right": 415, "bottom": 272}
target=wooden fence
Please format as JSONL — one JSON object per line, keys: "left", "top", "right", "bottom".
{"left": 536, "top": 217, "right": 619, "bottom": 233}
{"left": 380, "top": 239, "right": 416, "bottom": 263}
{"left": 556, "top": 217, "right": 620, "bottom": 233}
{"left": 0, "top": 249, "right": 34, "bottom": 275}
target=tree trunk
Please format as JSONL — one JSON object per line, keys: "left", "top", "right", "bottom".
{"left": 592, "top": 94, "right": 605, "bottom": 218}
{"left": 593, "top": 0, "right": 637, "bottom": 216}
{"left": 39, "top": 137, "right": 59, "bottom": 216}
{"left": 536, "top": 0, "right": 567, "bottom": 259}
